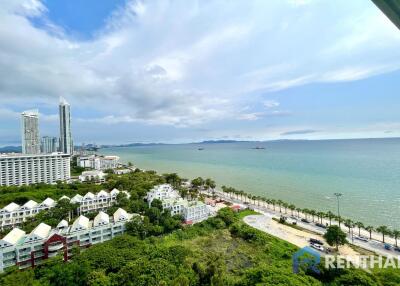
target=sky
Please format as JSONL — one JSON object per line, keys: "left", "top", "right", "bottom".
{"left": 0, "top": 0, "right": 400, "bottom": 145}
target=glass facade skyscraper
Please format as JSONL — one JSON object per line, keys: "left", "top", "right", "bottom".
{"left": 59, "top": 97, "right": 73, "bottom": 154}
{"left": 21, "top": 110, "right": 40, "bottom": 154}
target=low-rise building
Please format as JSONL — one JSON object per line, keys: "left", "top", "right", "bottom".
{"left": 114, "top": 168, "right": 133, "bottom": 175}
{"left": 78, "top": 155, "right": 119, "bottom": 170}
{"left": 183, "top": 201, "right": 211, "bottom": 224}
{"left": 72, "top": 188, "right": 130, "bottom": 215}
{"left": 0, "top": 198, "right": 56, "bottom": 229}
{"left": 0, "top": 208, "right": 136, "bottom": 272}
{"left": 78, "top": 170, "right": 106, "bottom": 183}
{"left": 147, "top": 184, "right": 211, "bottom": 224}
{"left": 0, "top": 189, "right": 128, "bottom": 229}
{"left": 146, "top": 184, "right": 180, "bottom": 205}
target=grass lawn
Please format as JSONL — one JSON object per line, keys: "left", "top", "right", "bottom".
{"left": 237, "top": 209, "right": 260, "bottom": 219}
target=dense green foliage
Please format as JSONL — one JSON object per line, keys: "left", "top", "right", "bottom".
{"left": 1, "top": 207, "right": 397, "bottom": 285}
{"left": 323, "top": 225, "right": 347, "bottom": 250}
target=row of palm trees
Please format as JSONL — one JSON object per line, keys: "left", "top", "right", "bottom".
{"left": 163, "top": 173, "right": 399, "bottom": 247}
{"left": 219, "top": 185, "right": 400, "bottom": 247}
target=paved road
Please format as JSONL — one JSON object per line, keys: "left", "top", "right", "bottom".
{"left": 206, "top": 190, "right": 400, "bottom": 259}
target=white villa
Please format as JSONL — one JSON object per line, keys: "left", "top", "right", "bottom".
{"left": 146, "top": 184, "right": 180, "bottom": 205}
{"left": 78, "top": 170, "right": 106, "bottom": 183}
{"left": 0, "top": 189, "right": 129, "bottom": 229}
{"left": 0, "top": 208, "right": 136, "bottom": 272}
{"left": 146, "top": 184, "right": 211, "bottom": 224}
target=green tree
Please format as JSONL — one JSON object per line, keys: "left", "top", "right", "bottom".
{"left": 355, "top": 222, "right": 364, "bottom": 236}
{"left": 376, "top": 225, "right": 391, "bottom": 243}
{"left": 163, "top": 173, "right": 182, "bottom": 188}
{"left": 216, "top": 207, "right": 237, "bottom": 226}
{"left": 324, "top": 225, "right": 347, "bottom": 250}
{"left": 364, "top": 226, "right": 374, "bottom": 240}
{"left": 392, "top": 230, "right": 400, "bottom": 247}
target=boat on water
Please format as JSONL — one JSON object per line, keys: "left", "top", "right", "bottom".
{"left": 252, "top": 146, "right": 265, "bottom": 150}
{"left": 198, "top": 148, "right": 204, "bottom": 150}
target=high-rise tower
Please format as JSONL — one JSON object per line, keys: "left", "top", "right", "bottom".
{"left": 21, "top": 110, "right": 40, "bottom": 154}
{"left": 59, "top": 97, "right": 73, "bottom": 154}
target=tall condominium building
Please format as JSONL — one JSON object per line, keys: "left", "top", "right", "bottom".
{"left": 21, "top": 110, "right": 40, "bottom": 154}
{"left": 59, "top": 97, "right": 73, "bottom": 154}
{"left": 41, "top": 136, "right": 58, "bottom": 153}
{"left": 0, "top": 153, "right": 71, "bottom": 186}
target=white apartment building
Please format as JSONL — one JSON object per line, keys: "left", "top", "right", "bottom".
{"left": 71, "top": 188, "right": 130, "bottom": 214}
{"left": 146, "top": 184, "right": 211, "bottom": 223}
{"left": 78, "top": 170, "right": 106, "bottom": 183}
{"left": 162, "top": 197, "right": 188, "bottom": 216}
{"left": 0, "top": 208, "right": 136, "bottom": 272}
{"left": 0, "top": 189, "right": 128, "bottom": 229}
{"left": 146, "top": 184, "right": 180, "bottom": 205}
{"left": 183, "top": 201, "right": 211, "bottom": 224}
{"left": 0, "top": 198, "right": 56, "bottom": 229}
{"left": 78, "top": 155, "right": 119, "bottom": 170}
{"left": 0, "top": 153, "right": 71, "bottom": 186}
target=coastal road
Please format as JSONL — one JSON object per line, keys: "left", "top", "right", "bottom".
{"left": 208, "top": 189, "right": 399, "bottom": 259}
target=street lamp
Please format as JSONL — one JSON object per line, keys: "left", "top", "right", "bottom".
{"left": 334, "top": 193, "right": 342, "bottom": 227}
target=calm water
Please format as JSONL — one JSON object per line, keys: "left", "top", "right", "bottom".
{"left": 100, "top": 138, "right": 400, "bottom": 228}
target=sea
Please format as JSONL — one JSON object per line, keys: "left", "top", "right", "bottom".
{"left": 100, "top": 138, "right": 400, "bottom": 229}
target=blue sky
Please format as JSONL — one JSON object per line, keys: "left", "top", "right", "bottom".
{"left": 0, "top": 0, "right": 400, "bottom": 145}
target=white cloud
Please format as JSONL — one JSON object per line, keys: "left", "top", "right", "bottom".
{"left": 263, "top": 100, "right": 280, "bottom": 109}
{"left": 0, "top": 0, "right": 399, "bottom": 144}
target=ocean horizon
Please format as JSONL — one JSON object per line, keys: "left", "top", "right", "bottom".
{"left": 100, "top": 137, "right": 400, "bottom": 229}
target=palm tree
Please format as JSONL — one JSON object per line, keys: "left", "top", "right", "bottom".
{"left": 277, "top": 200, "right": 283, "bottom": 213}
{"left": 296, "top": 207, "right": 302, "bottom": 218}
{"left": 344, "top": 219, "right": 353, "bottom": 234}
{"left": 317, "top": 212, "right": 325, "bottom": 224}
{"left": 364, "top": 226, "right": 374, "bottom": 240}
{"left": 303, "top": 209, "right": 310, "bottom": 220}
{"left": 376, "top": 225, "right": 390, "bottom": 243}
{"left": 289, "top": 204, "right": 296, "bottom": 216}
{"left": 355, "top": 222, "right": 364, "bottom": 237}
{"left": 392, "top": 230, "right": 400, "bottom": 247}
{"left": 309, "top": 210, "right": 316, "bottom": 222}
{"left": 282, "top": 202, "right": 289, "bottom": 214}
{"left": 271, "top": 199, "right": 277, "bottom": 212}
{"left": 326, "top": 211, "right": 334, "bottom": 226}
{"left": 204, "top": 178, "right": 216, "bottom": 195}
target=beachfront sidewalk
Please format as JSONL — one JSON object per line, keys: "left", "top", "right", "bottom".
{"left": 203, "top": 189, "right": 399, "bottom": 259}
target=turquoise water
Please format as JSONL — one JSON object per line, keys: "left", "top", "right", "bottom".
{"left": 100, "top": 138, "right": 400, "bottom": 228}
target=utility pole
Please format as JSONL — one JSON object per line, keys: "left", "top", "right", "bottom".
{"left": 334, "top": 193, "right": 342, "bottom": 227}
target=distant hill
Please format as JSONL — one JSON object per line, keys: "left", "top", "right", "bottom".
{"left": 0, "top": 146, "right": 21, "bottom": 153}
{"left": 197, "top": 140, "right": 251, "bottom": 144}
{"left": 100, "top": 142, "right": 166, "bottom": 148}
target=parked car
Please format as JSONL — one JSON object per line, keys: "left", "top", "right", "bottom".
{"left": 310, "top": 243, "right": 324, "bottom": 252}
{"left": 355, "top": 236, "right": 369, "bottom": 242}
{"left": 384, "top": 243, "right": 392, "bottom": 250}
{"left": 301, "top": 218, "right": 310, "bottom": 223}
{"left": 394, "top": 246, "right": 400, "bottom": 252}
{"left": 315, "top": 223, "right": 327, "bottom": 229}
{"left": 309, "top": 238, "right": 324, "bottom": 245}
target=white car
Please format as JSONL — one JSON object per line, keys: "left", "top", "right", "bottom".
{"left": 310, "top": 243, "right": 324, "bottom": 252}
{"left": 355, "top": 236, "right": 369, "bottom": 242}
